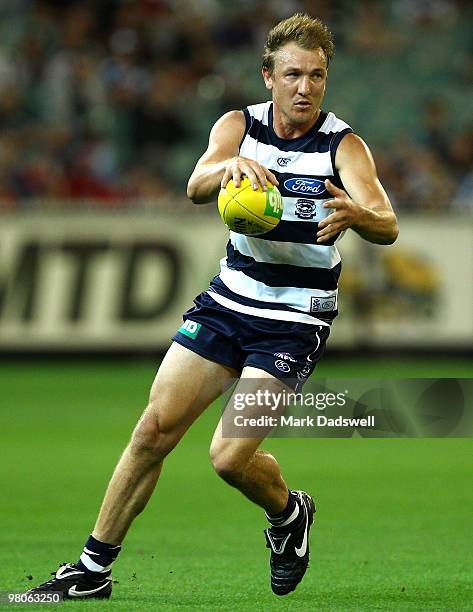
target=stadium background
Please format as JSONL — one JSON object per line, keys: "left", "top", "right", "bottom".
{"left": 1, "top": 1, "right": 472, "bottom": 609}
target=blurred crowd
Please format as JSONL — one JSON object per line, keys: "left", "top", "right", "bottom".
{"left": 0, "top": 0, "right": 472, "bottom": 212}
{"left": 376, "top": 99, "right": 473, "bottom": 214}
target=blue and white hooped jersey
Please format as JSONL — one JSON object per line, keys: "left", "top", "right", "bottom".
{"left": 209, "top": 101, "right": 353, "bottom": 327}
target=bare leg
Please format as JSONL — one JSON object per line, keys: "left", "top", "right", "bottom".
{"left": 93, "top": 342, "right": 237, "bottom": 544}
{"left": 232, "top": 449, "right": 289, "bottom": 514}
{"left": 209, "top": 367, "right": 291, "bottom": 515}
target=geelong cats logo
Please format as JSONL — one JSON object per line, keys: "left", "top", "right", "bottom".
{"left": 294, "top": 199, "right": 317, "bottom": 219}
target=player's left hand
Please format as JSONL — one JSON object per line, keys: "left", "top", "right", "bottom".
{"left": 316, "top": 179, "right": 359, "bottom": 243}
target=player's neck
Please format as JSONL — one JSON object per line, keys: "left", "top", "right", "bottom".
{"left": 272, "top": 105, "right": 321, "bottom": 140}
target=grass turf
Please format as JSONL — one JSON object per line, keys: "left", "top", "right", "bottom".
{"left": 1, "top": 357, "right": 472, "bottom": 610}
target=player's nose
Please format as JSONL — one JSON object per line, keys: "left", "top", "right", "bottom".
{"left": 297, "top": 76, "right": 311, "bottom": 96}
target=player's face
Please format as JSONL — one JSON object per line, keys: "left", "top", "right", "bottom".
{"left": 263, "top": 43, "right": 328, "bottom": 131}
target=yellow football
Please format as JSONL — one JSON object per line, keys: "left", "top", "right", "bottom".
{"left": 218, "top": 177, "right": 283, "bottom": 236}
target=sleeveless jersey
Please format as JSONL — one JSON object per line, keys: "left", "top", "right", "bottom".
{"left": 208, "top": 101, "right": 353, "bottom": 327}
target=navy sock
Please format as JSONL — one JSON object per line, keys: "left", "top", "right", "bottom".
{"left": 76, "top": 535, "right": 121, "bottom": 578}
{"left": 265, "top": 490, "right": 300, "bottom": 528}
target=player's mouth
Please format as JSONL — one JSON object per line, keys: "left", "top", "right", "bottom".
{"left": 294, "top": 100, "right": 311, "bottom": 109}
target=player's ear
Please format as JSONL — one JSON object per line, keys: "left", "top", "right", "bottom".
{"left": 262, "top": 68, "right": 273, "bottom": 90}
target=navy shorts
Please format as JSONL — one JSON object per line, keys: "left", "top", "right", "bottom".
{"left": 172, "top": 291, "right": 330, "bottom": 390}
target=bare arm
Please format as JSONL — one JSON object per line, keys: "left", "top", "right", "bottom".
{"left": 317, "top": 133, "right": 399, "bottom": 245}
{"left": 186, "top": 110, "right": 278, "bottom": 204}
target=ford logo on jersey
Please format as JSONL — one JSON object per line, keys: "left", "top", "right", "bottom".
{"left": 284, "top": 177, "right": 326, "bottom": 195}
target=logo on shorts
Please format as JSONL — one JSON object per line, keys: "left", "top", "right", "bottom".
{"left": 178, "top": 320, "right": 202, "bottom": 339}
{"left": 297, "top": 363, "right": 312, "bottom": 380}
{"left": 275, "top": 360, "right": 291, "bottom": 373}
{"left": 274, "top": 352, "right": 297, "bottom": 363}
{"left": 295, "top": 199, "right": 317, "bottom": 219}
{"left": 310, "top": 296, "right": 336, "bottom": 312}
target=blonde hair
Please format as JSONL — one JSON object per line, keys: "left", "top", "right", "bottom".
{"left": 262, "top": 13, "right": 335, "bottom": 74}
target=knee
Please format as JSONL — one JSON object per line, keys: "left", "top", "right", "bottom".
{"left": 130, "top": 408, "right": 175, "bottom": 461}
{"left": 209, "top": 442, "right": 247, "bottom": 486}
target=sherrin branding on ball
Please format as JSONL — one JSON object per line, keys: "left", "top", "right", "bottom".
{"left": 218, "top": 177, "right": 284, "bottom": 235}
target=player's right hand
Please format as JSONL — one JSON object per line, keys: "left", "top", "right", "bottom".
{"left": 221, "top": 156, "right": 279, "bottom": 191}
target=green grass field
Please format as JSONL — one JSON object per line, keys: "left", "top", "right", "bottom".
{"left": 1, "top": 357, "right": 472, "bottom": 611}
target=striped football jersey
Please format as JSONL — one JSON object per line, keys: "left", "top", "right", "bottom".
{"left": 209, "top": 101, "right": 353, "bottom": 327}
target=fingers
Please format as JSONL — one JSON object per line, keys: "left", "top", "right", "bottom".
{"left": 324, "top": 179, "right": 344, "bottom": 196}
{"left": 317, "top": 210, "right": 342, "bottom": 243}
{"left": 316, "top": 221, "right": 343, "bottom": 243}
{"left": 221, "top": 165, "right": 233, "bottom": 189}
{"left": 317, "top": 213, "right": 332, "bottom": 230}
{"left": 250, "top": 165, "right": 279, "bottom": 190}
{"left": 233, "top": 167, "right": 244, "bottom": 188}
{"left": 318, "top": 183, "right": 353, "bottom": 242}
{"left": 245, "top": 164, "right": 267, "bottom": 191}
{"left": 264, "top": 167, "right": 279, "bottom": 187}
{"left": 220, "top": 157, "right": 245, "bottom": 188}
{"left": 322, "top": 198, "right": 339, "bottom": 210}
{"left": 221, "top": 158, "right": 279, "bottom": 191}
